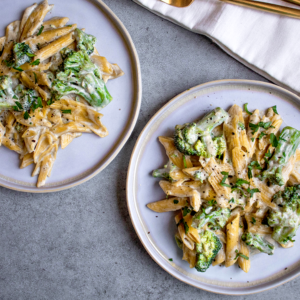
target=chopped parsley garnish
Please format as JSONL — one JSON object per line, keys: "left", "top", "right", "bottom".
{"left": 244, "top": 103, "right": 252, "bottom": 115}
{"left": 13, "top": 66, "right": 23, "bottom": 72}
{"left": 183, "top": 220, "right": 189, "bottom": 234}
{"left": 61, "top": 109, "right": 72, "bottom": 114}
{"left": 234, "top": 249, "right": 249, "bottom": 260}
{"left": 270, "top": 133, "right": 278, "bottom": 147}
{"left": 259, "top": 132, "right": 267, "bottom": 140}
{"left": 12, "top": 95, "right": 18, "bottom": 100}
{"left": 247, "top": 188, "right": 260, "bottom": 198}
{"left": 220, "top": 171, "right": 231, "bottom": 187}
{"left": 30, "top": 59, "right": 40, "bottom": 66}
{"left": 247, "top": 161, "right": 262, "bottom": 179}
{"left": 235, "top": 178, "right": 250, "bottom": 186}
{"left": 259, "top": 121, "right": 272, "bottom": 129}
{"left": 272, "top": 105, "right": 278, "bottom": 115}
{"left": 37, "top": 25, "right": 44, "bottom": 36}
{"left": 23, "top": 111, "right": 30, "bottom": 120}
{"left": 265, "top": 150, "right": 272, "bottom": 158}
{"left": 31, "top": 97, "right": 43, "bottom": 111}
{"left": 67, "top": 25, "right": 73, "bottom": 27}
{"left": 173, "top": 199, "right": 179, "bottom": 204}
{"left": 47, "top": 98, "right": 54, "bottom": 106}
{"left": 249, "top": 121, "right": 273, "bottom": 135}
{"left": 182, "top": 206, "right": 191, "bottom": 217}
{"left": 34, "top": 72, "right": 37, "bottom": 84}
{"left": 251, "top": 217, "right": 256, "bottom": 225}
{"left": 169, "top": 258, "right": 173, "bottom": 261}
{"left": 229, "top": 198, "right": 235, "bottom": 203}
{"left": 15, "top": 101, "right": 23, "bottom": 110}
{"left": 26, "top": 52, "right": 35, "bottom": 57}
{"left": 251, "top": 138, "right": 255, "bottom": 142}
{"left": 207, "top": 200, "right": 217, "bottom": 206}
{"left": 182, "top": 155, "right": 187, "bottom": 168}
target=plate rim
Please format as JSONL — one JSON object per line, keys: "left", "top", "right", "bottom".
{"left": 0, "top": 0, "right": 142, "bottom": 193}
{"left": 126, "top": 79, "right": 300, "bottom": 295}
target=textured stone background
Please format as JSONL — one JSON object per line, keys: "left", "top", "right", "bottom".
{"left": 1, "top": 0, "right": 300, "bottom": 299}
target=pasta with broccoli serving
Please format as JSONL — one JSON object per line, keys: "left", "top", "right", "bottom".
{"left": 147, "top": 103, "right": 300, "bottom": 273}
{"left": 0, "top": 0, "right": 124, "bottom": 187}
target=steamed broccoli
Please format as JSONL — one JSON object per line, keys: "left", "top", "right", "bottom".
{"left": 268, "top": 185, "right": 300, "bottom": 245}
{"left": 241, "top": 232, "right": 275, "bottom": 255}
{"left": 175, "top": 235, "right": 183, "bottom": 250}
{"left": 13, "top": 43, "right": 34, "bottom": 67}
{"left": 174, "top": 108, "right": 229, "bottom": 157}
{"left": 213, "top": 136, "right": 226, "bottom": 157}
{"left": 0, "top": 75, "right": 17, "bottom": 110}
{"left": 152, "top": 160, "right": 177, "bottom": 181}
{"left": 261, "top": 127, "right": 300, "bottom": 186}
{"left": 52, "top": 49, "right": 112, "bottom": 109}
{"left": 195, "top": 230, "right": 222, "bottom": 272}
{"left": 74, "top": 28, "right": 96, "bottom": 55}
{"left": 4, "top": 43, "right": 34, "bottom": 68}
{"left": 192, "top": 206, "right": 231, "bottom": 230}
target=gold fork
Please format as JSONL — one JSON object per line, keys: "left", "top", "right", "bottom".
{"left": 159, "top": 0, "right": 194, "bottom": 7}
{"left": 159, "top": 0, "right": 300, "bottom": 19}
{"left": 220, "top": 0, "right": 300, "bottom": 18}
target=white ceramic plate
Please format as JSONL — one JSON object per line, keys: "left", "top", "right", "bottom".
{"left": 0, "top": 0, "right": 141, "bottom": 192}
{"left": 127, "top": 80, "right": 300, "bottom": 295}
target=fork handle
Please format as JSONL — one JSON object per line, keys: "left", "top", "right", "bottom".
{"left": 220, "top": 0, "right": 300, "bottom": 18}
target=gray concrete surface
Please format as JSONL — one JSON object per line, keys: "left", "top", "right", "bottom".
{"left": 1, "top": 0, "right": 299, "bottom": 299}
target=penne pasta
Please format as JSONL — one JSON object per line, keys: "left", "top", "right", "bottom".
{"left": 24, "top": 24, "right": 77, "bottom": 51}
{"left": 225, "top": 213, "right": 240, "bottom": 267}
{"left": 147, "top": 197, "right": 188, "bottom": 213}
{"left": 238, "top": 241, "right": 250, "bottom": 273}
{"left": 20, "top": 0, "right": 54, "bottom": 41}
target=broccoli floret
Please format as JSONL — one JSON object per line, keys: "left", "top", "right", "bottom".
{"left": 74, "top": 28, "right": 96, "bottom": 55}
{"left": 0, "top": 75, "right": 15, "bottom": 96}
{"left": 52, "top": 50, "right": 112, "bottom": 109}
{"left": 261, "top": 127, "right": 300, "bottom": 186}
{"left": 12, "top": 43, "right": 34, "bottom": 67}
{"left": 152, "top": 160, "right": 176, "bottom": 181}
{"left": 0, "top": 76, "right": 17, "bottom": 110}
{"left": 3, "top": 43, "right": 34, "bottom": 69}
{"left": 192, "top": 206, "right": 231, "bottom": 230}
{"left": 194, "top": 140, "right": 207, "bottom": 157}
{"left": 195, "top": 230, "right": 222, "bottom": 272}
{"left": 213, "top": 136, "right": 226, "bottom": 157}
{"left": 18, "top": 89, "right": 39, "bottom": 111}
{"left": 241, "top": 232, "right": 275, "bottom": 255}
{"left": 174, "top": 108, "right": 229, "bottom": 157}
{"left": 175, "top": 235, "right": 183, "bottom": 250}
{"left": 267, "top": 185, "right": 300, "bottom": 245}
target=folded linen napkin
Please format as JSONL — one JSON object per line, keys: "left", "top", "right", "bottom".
{"left": 133, "top": 0, "right": 300, "bottom": 95}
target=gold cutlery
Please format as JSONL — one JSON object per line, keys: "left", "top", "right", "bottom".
{"left": 159, "top": 0, "right": 194, "bottom": 7}
{"left": 220, "top": 0, "right": 300, "bottom": 18}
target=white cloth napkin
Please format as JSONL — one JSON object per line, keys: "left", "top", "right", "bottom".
{"left": 133, "top": 0, "right": 300, "bottom": 95}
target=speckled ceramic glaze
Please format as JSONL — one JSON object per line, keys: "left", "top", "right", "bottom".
{"left": 127, "top": 80, "right": 300, "bottom": 295}
{"left": 0, "top": 0, "right": 141, "bottom": 192}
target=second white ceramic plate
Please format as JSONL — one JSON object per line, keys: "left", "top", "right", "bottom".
{"left": 0, "top": 0, "right": 141, "bottom": 192}
{"left": 127, "top": 80, "right": 300, "bottom": 295}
